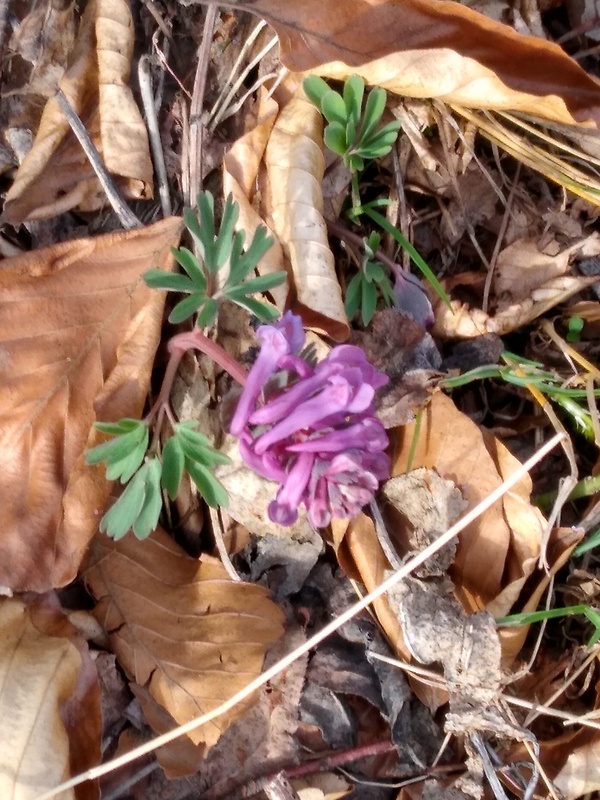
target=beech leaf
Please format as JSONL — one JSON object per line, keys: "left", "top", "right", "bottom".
{"left": 0, "top": 217, "right": 182, "bottom": 592}
{"left": 196, "top": 0, "right": 600, "bottom": 128}
{"left": 85, "top": 527, "right": 285, "bottom": 748}
{"left": 0, "top": 596, "right": 101, "bottom": 800}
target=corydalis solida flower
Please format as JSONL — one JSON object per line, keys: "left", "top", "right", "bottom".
{"left": 230, "top": 313, "right": 390, "bottom": 528}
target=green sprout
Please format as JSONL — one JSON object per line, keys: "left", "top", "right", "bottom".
{"left": 440, "top": 352, "right": 600, "bottom": 443}
{"left": 87, "top": 191, "right": 287, "bottom": 541}
{"left": 145, "top": 191, "right": 286, "bottom": 327}
{"left": 344, "top": 232, "right": 395, "bottom": 325}
{"left": 567, "top": 315, "right": 585, "bottom": 343}
{"left": 303, "top": 74, "right": 402, "bottom": 172}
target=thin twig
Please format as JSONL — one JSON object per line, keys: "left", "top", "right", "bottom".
{"left": 35, "top": 433, "right": 565, "bottom": 800}
{"left": 138, "top": 55, "right": 172, "bottom": 218}
{"left": 188, "top": 5, "right": 219, "bottom": 205}
{"left": 55, "top": 90, "right": 142, "bottom": 230}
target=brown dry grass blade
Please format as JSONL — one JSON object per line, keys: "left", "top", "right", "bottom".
{"left": 0, "top": 217, "right": 182, "bottom": 593}
{"left": 195, "top": 0, "right": 600, "bottom": 127}
{"left": 4, "top": 0, "right": 153, "bottom": 224}
{"left": 0, "top": 595, "right": 101, "bottom": 800}
{"left": 85, "top": 527, "right": 285, "bottom": 750}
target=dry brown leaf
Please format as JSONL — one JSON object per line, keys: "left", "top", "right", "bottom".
{"left": 542, "top": 732, "right": 600, "bottom": 799}
{"left": 200, "top": 0, "right": 600, "bottom": 127}
{"left": 85, "top": 527, "right": 285, "bottom": 749}
{"left": 263, "top": 85, "right": 349, "bottom": 340}
{"left": 392, "top": 393, "right": 547, "bottom": 608}
{"left": 4, "top": 0, "right": 153, "bottom": 224}
{"left": 333, "top": 393, "right": 572, "bottom": 671}
{"left": 431, "top": 267, "right": 600, "bottom": 339}
{"left": 0, "top": 595, "right": 101, "bottom": 800}
{"left": 494, "top": 234, "right": 600, "bottom": 300}
{"left": 0, "top": 217, "right": 181, "bottom": 592}
{"left": 223, "top": 90, "right": 288, "bottom": 310}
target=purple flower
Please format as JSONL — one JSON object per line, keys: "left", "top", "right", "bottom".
{"left": 231, "top": 312, "right": 390, "bottom": 528}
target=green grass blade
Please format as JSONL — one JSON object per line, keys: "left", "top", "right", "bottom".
{"left": 359, "top": 205, "right": 452, "bottom": 311}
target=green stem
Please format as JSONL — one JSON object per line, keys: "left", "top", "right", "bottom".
{"left": 351, "top": 171, "right": 361, "bottom": 212}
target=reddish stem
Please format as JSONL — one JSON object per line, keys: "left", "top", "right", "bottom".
{"left": 168, "top": 328, "right": 248, "bottom": 386}
{"left": 145, "top": 327, "right": 247, "bottom": 431}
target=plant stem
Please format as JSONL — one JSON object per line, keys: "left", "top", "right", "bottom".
{"left": 326, "top": 217, "right": 402, "bottom": 281}
{"left": 169, "top": 327, "right": 248, "bottom": 386}
{"left": 350, "top": 171, "right": 361, "bottom": 213}
{"left": 145, "top": 328, "right": 247, "bottom": 435}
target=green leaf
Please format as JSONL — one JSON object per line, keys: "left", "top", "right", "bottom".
{"left": 303, "top": 75, "right": 331, "bottom": 108}
{"left": 168, "top": 293, "right": 206, "bottom": 324}
{"left": 378, "top": 273, "right": 396, "bottom": 306}
{"left": 94, "top": 419, "right": 144, "bottom": 435}
{"left": 230, "top": 295, "right": 280, "bottom": 321}
{"left": 225, "top": 272, "right": 287, "bottom": 299}
{"left": 144, "top": 269, "right": 195, "bottom": 293}
{"left": 171, "top": 247, "right": 207, "bottom": 289}
{"left": 197, "top": 192, "right": 219, "bottom": 273}
{"left": 186, "top": 460, "right": 229, "bottom": 508}
{"left": 345, "top": 118, "right": 358, "bottom": 150}
{"left": 324, "top": 122, "right": 348, "bottom": 157}
{"left": 133, "top": 459, "right": 163, "bottom": 539}
{"left": 358, "top": 205, "right": 452, "bottom": 311}
{"left": 227, "top": 227, "right": 274, "bottom": 287}
{"left": 343, "top": 75, "right": 364, "bottom": 125}
{"left": 196, "top": 297, "right": 218, "bottom": 328}
{"left": 364, "top": 261, "right": 386, "bottom": 282}
{"left": 100, "top": 469, "right": 147, "bottom": 540}
{"left": 214, "top": 194, "right": 239, "bottom": 270}
{"left": 365, "top": 119, "right": 402, "bottom": 144}
{"left": 106, "top": 440, "right": 148, "bottom": 483}
{"left": 361, "top": 276, "right": 378, "bottom": 326}
{"left": 161, "top": 435, "right": 185, "bottom": 500}
{"left": 321, "top": 90, "right": 347, "bottom": 126}
{"left": 360, "top": 87, "right": 387, "bottom": 141}
{"left": 344, "top": 272, "right": 363, "bottom": 319}
{"left": 86, "top": 427, "right": 146, "bottom": 469}
{"left": 176, "top": 425, "right": 232, "bottom": 466}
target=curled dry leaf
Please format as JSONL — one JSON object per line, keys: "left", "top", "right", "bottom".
{"left": 201, "top": 0, "right": 600, "bottom": 127}
{"left": 431, "top": 234, "right": 600, "bottom": 338}
{"left": 4, "top": 0, "right": 153, "bottom": 224}
{"left": 333, "top": 393, "right": 571, "bottom": 668}
{"left": 263, "top": 85, "right": 349, "bottom": 340}
{"left": 85, "top": 527, "right": 285, "bottom": 750}
{"left": 0, "top": 217, "right": 182, "bottom": 592}
{"left": 223, "top": 90, "right": 288, "bottom": 310}
{"left": 0, "top": 595, "right": 101, "bottom": 800}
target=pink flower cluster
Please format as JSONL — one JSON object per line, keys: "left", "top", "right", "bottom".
{"left": 230, "top": 313, "right": 390, "bottom": 528}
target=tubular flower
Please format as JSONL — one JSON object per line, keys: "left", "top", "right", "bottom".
{"left": 231, "top": 312, "right": 390, "bottom": 528}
